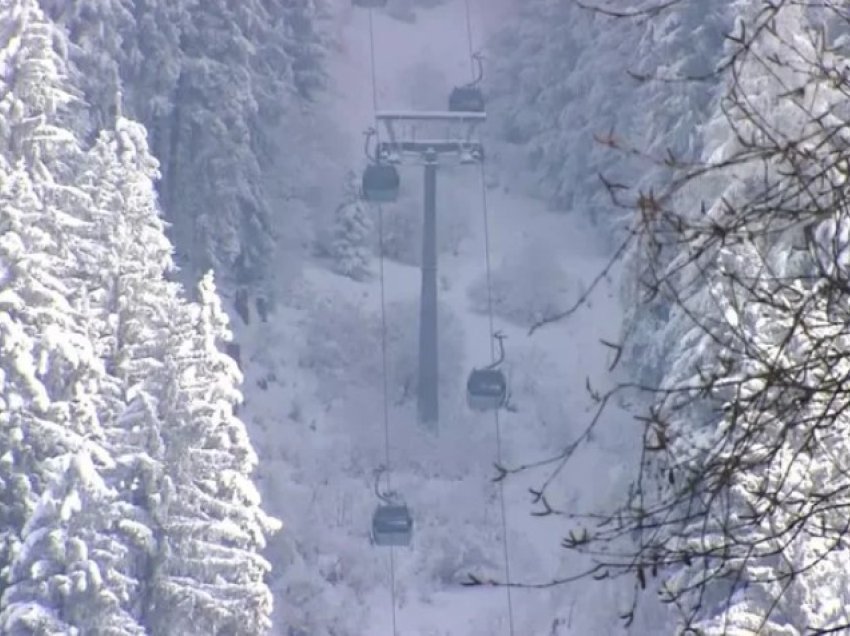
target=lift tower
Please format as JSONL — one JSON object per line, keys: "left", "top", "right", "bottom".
{"left": 374, "top": 110, "right": 486, "bottom": 430}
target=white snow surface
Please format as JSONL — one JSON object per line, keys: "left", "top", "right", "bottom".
{"left": 237, "top": 1, "right": 665, "bottom": 633}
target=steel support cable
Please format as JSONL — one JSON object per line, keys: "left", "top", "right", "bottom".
{"left": 368, "top": 7, "right": 380, "bottom": 136}
{"left": 366, "top": 7, "right": 399, "bottom": 635}
{"left": 377, "top": 203, "right": 398, "bottom": 636}
{"left": 463, "top": 0, "right": 476, "bottom": 81}
{"left": 478, "top": 159, "right": 516, "bottom": 636}
{"left": 463, "top": 0, "right": 516, "bottom": 633}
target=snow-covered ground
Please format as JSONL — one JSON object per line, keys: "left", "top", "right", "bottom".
{"left": 236, "top": 1, "right": 657, "bottom": 633}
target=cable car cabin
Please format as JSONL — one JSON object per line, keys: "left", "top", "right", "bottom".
{"left": 372, "top": 504, "right": 413, "bottom": 547}
{"left": 449, "top": 86, "right": 485, "bottom": 113}
{"left": 352, "top": 0, "right": 387, "bottom": 7}
{"left": 362, "top": 164, "right": 400, "bottom": 203}
{"left": 466, "top": 368, "right": 507, "bottom": 411}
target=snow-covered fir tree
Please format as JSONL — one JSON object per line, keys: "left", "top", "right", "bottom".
{"left": 330, "top": 170, "right": 373, "bottom": 281}
{"left": 42, "top": 0, "right": 326, "bottom": 294}
{"left": 488, "top": 0, "right": 730, "bottom": 221}
{"left": 0, "top": 2, "right": 280, "bottom": 629}
{"left": 146, "top": 272, "right": 280, "bottom": 636}
{"left": 41, "top": 0, "right": 187, "bottom": 208}
{"left": 0, "top": 0, "right": 105, "bottom": 607}
{"left": 275, "top": 0, "right": 328, "bottom": 104}
{"left": 71, "top": 116, "right": 182, "bottom": 633}
{"left": 1, "top": 448, "right": 147, "bottom": 635}
{"left": 39, "top": 0, "right": 134, "bottom": 134}
{"left": 168, "top": 0, "right": 279, "bottom": 285}
{"left": 609, "top": 3, "right": 850, "bottom": 632}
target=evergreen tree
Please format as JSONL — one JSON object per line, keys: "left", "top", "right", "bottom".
{"left": 330, "top": 171, "right": 373, "bottom": 281}
{"left": 1, "top": 449, "right": 147, "bottom": 635}
{"left": 651, "top": 5, "right": 850, "bottom": 630}
{"left": 272, "top": 0, "right": 327, "bottom": 105}
{"left": 42, "top": 0, "right": 191, "bottom": 200}
{"left": 39, "top": 0, "right": 135, "bottom": 133}
{"left": 489, "top": 0, "right": 729, "bottom": 218}
{"left": 146, "top": 272, "right": 279, "bottom": 636}
{"left": 0, "top": 3, "right": 280, "bottom": 631}
{"left": 40, "top": 0, "right": 328, "bottom": 291}
{"left": 0, "top": 0, "right": 104, "bottom": 606}
{"left": 517, "top": 3, "right": 850, "bottom": 632}
{"left": 75, "top": 116, "right": 183, "bottom": 632}
{"left": 169, "top": 0, "right": 275, "bottom": 284}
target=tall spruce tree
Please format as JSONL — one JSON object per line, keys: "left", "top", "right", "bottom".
{"left": 146, "top": 272, "right": 280, "bottom": 635}
{"left": 329, "top": 170, "right": 373, "bottom": 281}
{"left": 0, "top": 0, "right": 110, "bottom": 627}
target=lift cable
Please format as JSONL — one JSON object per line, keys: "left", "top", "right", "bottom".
{"left": 366, "top": 6, "right": 399, "bottom": 635}
{"left": 463, "top": 0, "right": 516, "bottom": 634}
{"left": 368, "top": 7, "right": 382, "bottom": 144}
{"left": 463, "top": 0, "right": 477, "bottom": 82}
{"left": 377, "top": 186, "right": 399, "bottom": 636}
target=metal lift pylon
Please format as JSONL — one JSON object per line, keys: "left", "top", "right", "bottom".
{"left": 373, "top": 109, "right": 486, "bottom": 432}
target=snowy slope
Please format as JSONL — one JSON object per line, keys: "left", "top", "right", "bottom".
{"left": 235, "top": 1, "right": 664, "bottom": 634}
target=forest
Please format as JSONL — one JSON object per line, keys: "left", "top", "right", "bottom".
{"left": 1, "top": 0, "right": 849, "bottom": 634}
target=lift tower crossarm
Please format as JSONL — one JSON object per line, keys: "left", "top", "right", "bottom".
{"left": 375, "top": 109, "right": 486, "bottom": 167}
{"left": 375, "top": 110, "right": 487, "bottom": 121}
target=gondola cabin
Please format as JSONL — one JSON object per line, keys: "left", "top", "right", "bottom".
{"left": 449, "top": 86, "right": 485, "bottom": 113}
{"left": 466, "top": 368, "right": 507, "bottom": 411}
{"left": 372, "top": 504, "right": 413, "bottom": 546}
{"left": 362, "top": 164, "right": 400, "bottom": 202}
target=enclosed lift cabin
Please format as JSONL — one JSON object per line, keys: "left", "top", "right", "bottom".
{"left": 361, "top": 127, "right": 400, "bottom": 202}
{"left": 467, "top": 331, "right": 509, "bottom": 411}
{"left": 371, "top": 467, "right": 413, "bottom": 547}
{"left": 449, "top": 52, "right": 485, "bottom": 113}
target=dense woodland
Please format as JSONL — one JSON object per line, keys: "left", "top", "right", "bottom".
{"left": 0, "top": 0, "right": 309, "bottom": 632}
{"left": 2, "top": 0, "right": 850, "bottom": 633}
{"left": 489, "top": 1, "right": 850, "bottom": 633}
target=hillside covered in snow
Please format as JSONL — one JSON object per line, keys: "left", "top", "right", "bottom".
{"left": 3, "top": 0, "right": 850, "bottom": 634}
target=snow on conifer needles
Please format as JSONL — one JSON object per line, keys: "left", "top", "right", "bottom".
{"left": 0, "top": 2, "right": 279, "bottom": 633}
{"left": 493, "top": 1, "right": 850, "bottom": 633}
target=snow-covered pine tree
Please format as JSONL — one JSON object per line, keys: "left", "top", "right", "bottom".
{"left": 0, "top": 448, "right": 147, "bottom": 635}
{"left": 80, "top": 114, "right": 177, "bottom": 381}
{"left": 567, "top": 3, "right": 850, "bottom": 632}
{"left": 0, "top": 0, "right": 107, "bottom": 605}
{"left": 146, "top": 272, "right": 280, "bottom": 636}
{"left": 40, "top": 0, "right": 326, "bottom": 293}
{"left": 40, "top": 0, "right": 189, "bottom": 177}
{"left": 274, "top": 0, "right": 327, "bottom": 104}
{"left": 0, "top": 4, "right": 151, "bottom": 630}
{"left": 617, "top": 1, "right": 735, "bottom": 386}
{"left": 1, "top": 2, "right": 279, "bottom": 631}
{"left": 122, "top": 0, "right": 189, "bottom": 178}
{"left": 488, "top": 0, "right": 729, "bottom": 219}
{"left": 74, "top": 116, "right": 186, "bottom": 632}
{"left": 653, "top": 5, "right": 850, "bottom": 631}
{"left": 39, "top": 0, "right": 135, "bottom": 134}
{"left": 330, "top": 170, "right": 373, "bottom": 281}
{"left": 169, "top": 0, "right": 276, "bottom": 285}
{"left": 0, "top": 164, "right": 63, "bottom": 604}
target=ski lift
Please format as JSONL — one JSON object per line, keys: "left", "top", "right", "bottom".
{"left": 466, "top": 331, "right": 508, "bottom": 411}
{"left": 372, "top": 504, "right": 414, "bottom": 546}
{"left": 361, "top": 127, "right": 400, "bottom": 202}
{"left": 352, "top": 0, "right": 387, "bottom": 8}
{"left": 371, "top": 467, "right": 413, "bottom": 547}
{"left": 449, "top": 53, "right": 486, "bottom": 113}
{"left": 362, "top": 164, "right": 400, "bottom": 202}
